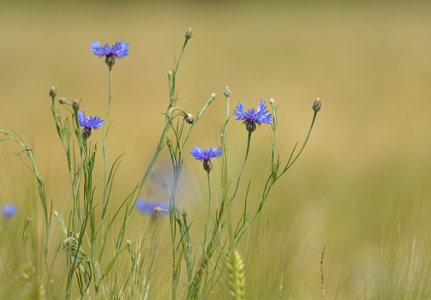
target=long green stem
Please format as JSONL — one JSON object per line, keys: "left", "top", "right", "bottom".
{"left": 204, "top": 171, "right": 212, "bottom": 245}
{"left": 230, "top": 131, "right": 252, "bottom": 202}
{"left": 278, "top": 111, "right": 317, "bottom": 179}
{"left": 102, "top": 66, "right": 112, "bottom": 209}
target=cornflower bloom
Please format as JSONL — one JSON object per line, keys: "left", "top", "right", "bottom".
{"left": 190, "top": 146, "right": 222, "bottom": 172}
{"left": 89, "top": 39, "right": 130, "bottom": 67}
{"left": 136, "top": 199, "right": 170, "bottom": 216}
{"left": 0, "top": 204, "right": 18, "bottom": 218}
{"left": 233, "top": 100, "right": 273, "bottom": 133}
{"left": 78, "top": 111, "right": 104, "bottom": 139}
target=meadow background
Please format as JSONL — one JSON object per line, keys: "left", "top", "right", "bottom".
{"left": 1, "top": 0, "right": 431, "bottom": 299}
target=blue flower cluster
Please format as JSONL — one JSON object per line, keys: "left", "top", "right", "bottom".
{"left": 234, "top": 100, "right": 273, "bottom": 132}
{"left": 89, "top": 39, "right": 130, "bottom": 59}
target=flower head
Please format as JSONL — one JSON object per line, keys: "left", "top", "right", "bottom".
{"left": 190, "top": 146, "right": 222, "bottom": 172}
{"left": 190, "top": 146, "right": 222, "bottom": 161}
{"left": 78, "top": 111, "right": 104, "bottom": 139}
{"left": 89, "top": 39, "right": 130, "bottom": 59}
{"left": 136, "top": 199, "right": 170, "bottom": 216}
{"left": 233, "top": 100, "right": 273, "bottom": 133}
{"left": 78, "top": 111, "right": 104, "bottom": 130}
{"left": 0, "top": 204, "right": 18, "bottom": 218}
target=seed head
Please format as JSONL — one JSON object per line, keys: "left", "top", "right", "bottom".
{"left": 312, "top": 98, "right": 322, "bottom": 112}
{"left": 49, "top": 87, "right": 57, "bottom": 98}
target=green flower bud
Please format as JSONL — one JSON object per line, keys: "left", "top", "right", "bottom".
{"left": 184, "top": 113, "right": 194, "bottom": 124}
{"left": 312, "top": 98, "right": 322, "bottom": 112}
{"left": 224, "top": 86, "right": 231, "bottom": 97}
{"left": 184, "top": 27, "right": 193, "bottom": 40}
{"left": 72, "top": 99, "right": 80, "bottom": 112}
{"left": 49, "top": 86, "right": 57, "bottom": 98}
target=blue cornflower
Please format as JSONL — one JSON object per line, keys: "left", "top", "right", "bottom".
{"left": 78, "top": 111, "right": 104, "bottom": 139}
{"left": 233, "top": 100, "right": 273, "bottom": 133}
{"left": 89, "top": 39, "right": 130, "bottom": 58}
{"left": 136, "top": 199, "right": 170, "bottom": 216}
{"left": 89, "top": 39, "right": 130, "bottom": 67}
{"left": 0, "top": 204, "right": 18, "bottom": 218}
{"left": 190, "top": 146, "right": 222, "bottom": 172}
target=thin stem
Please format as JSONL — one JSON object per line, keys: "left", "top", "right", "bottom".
{"left": 102, "top": 66, "right": 112, "bottom": 209}
{"left": 204, "top": 171, "right": 212, "bottom": 245}
{"left": 278, "top": 111, "right": 317, "bottom": 179}
{"left": 230, "top": 131, "right": 252, "bottom": 201}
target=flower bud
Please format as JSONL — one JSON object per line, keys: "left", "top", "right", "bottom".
{"left": 223, "top": 86, "right": 231, "bottom": 97}
{"left": 72, "top": 99, "right": 80, "bottom": 112}
{"left": 125, "top": 239, "right": 131, "bottom": 247}
{"left": 269, "top": 98, "right": 275, "bottom": 105}
{"left": 49, "top": 86, "right": 57, "bottom": 98}
{"left": 312, "top": 98, "right": 322, "bottom": 112}
{"left": 184, "top": 113, "right": 194, "bottom": 124}
{"left": 58, "top": 97, "right": 67, "bottom": 105}
{"left": 184, "top": 27, "right": 193, "bottom": 40}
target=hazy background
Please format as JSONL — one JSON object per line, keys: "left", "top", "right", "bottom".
{"left": 1, "top": 0, "right": 431, "bottom": 298}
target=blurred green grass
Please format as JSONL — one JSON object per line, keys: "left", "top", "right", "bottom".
{"left": 1, "top": 1, "right": 431, "bottom": 299}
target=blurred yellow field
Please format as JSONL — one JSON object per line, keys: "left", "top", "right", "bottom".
{"left": 0, "top": 1, "right": 431, "bottom": 299}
